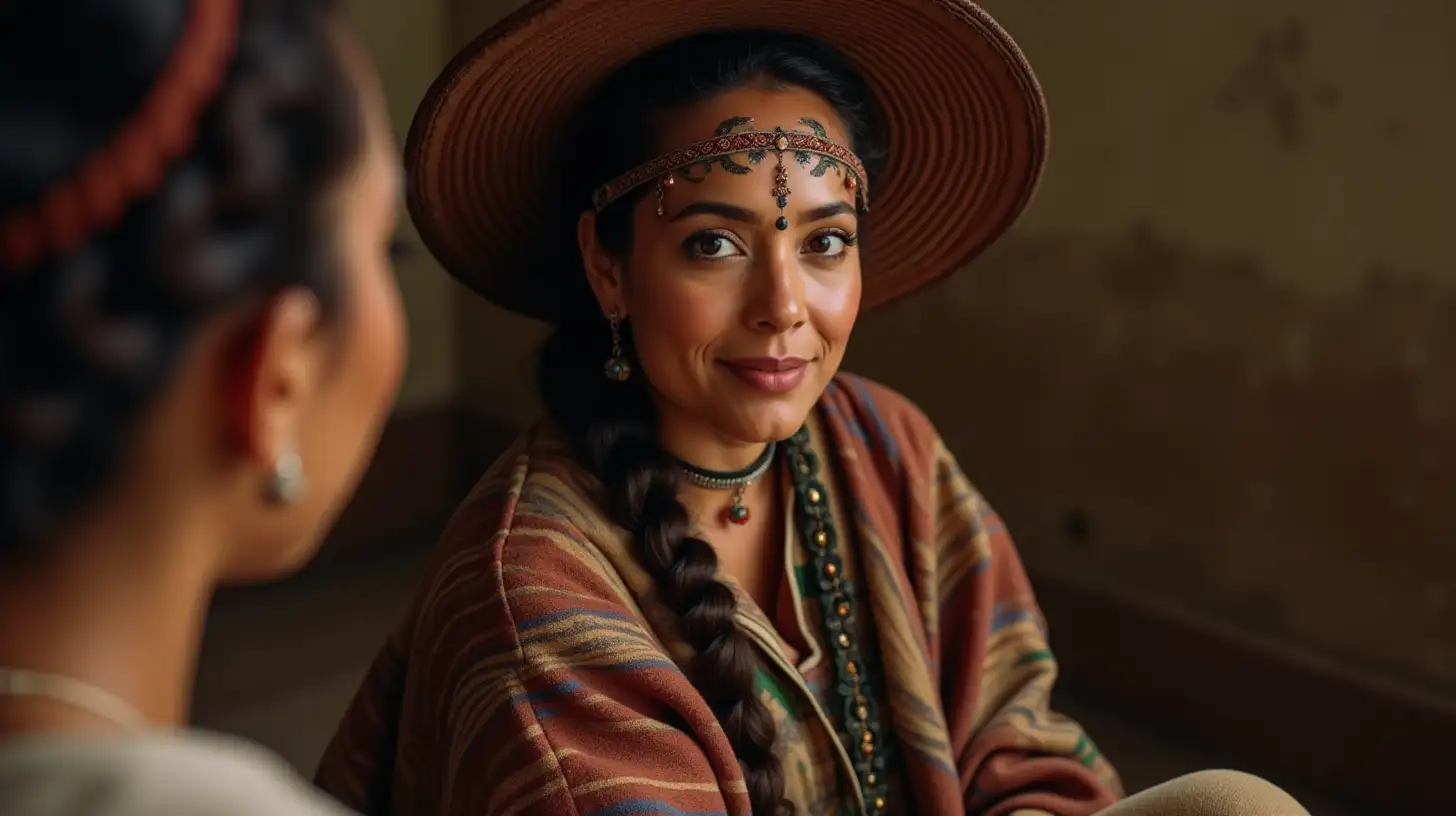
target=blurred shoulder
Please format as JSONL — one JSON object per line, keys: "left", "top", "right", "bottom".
{"left": 0, "top": 731, "right": 352, "bottom": 816}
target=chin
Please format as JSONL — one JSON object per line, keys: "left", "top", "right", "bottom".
{"left": 724, "top": 400, "right": 816, "bottom": 444}
{"left": 219, "top": 530, "right": 327, "bottom": 585}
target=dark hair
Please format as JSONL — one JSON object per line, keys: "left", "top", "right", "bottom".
{"left": 0, "top": 0, "right": 361, "bottom": 553}
{"left": 536, "top": 30, "right": 887, "bottom": 814}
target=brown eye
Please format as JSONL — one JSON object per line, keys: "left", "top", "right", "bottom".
{"left": 683, "top": 231, "right": 742, "bottom": 260}
{"left": 804, "top": 230, "right": 856, "bottom": 257}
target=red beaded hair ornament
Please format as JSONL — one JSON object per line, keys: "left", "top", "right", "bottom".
{"left": 0, "top": 0, "right": 241, "bottom": 272}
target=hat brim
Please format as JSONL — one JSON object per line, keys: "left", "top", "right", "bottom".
{"left": 406, "top": 0, "right": 1048, "bottom": 323}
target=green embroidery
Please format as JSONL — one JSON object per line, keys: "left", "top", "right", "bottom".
{"left": 755, "top": 666, "right": 796, "bottom": 711}
{"left": 794, "top": 564, "right": 825, "bottom": 598}
{"left": 720, "top": 157, "right": 752, "bottom": 175}
{"left": 1014, "top": 649, "right": 1055, "bottom": 667}
{"left": 715, "top": 117, "right": 755, "bottom": 175}
{"left": 671, "top": 116, "right": 848, "bottom": 195}
{"left": 799, "top": 117, "right": 829, "bottom": 138}
{"left": 797, "top": 117, "right": 842, "bottom": 179}
{"left": 1072, "top": 733, "right": 1104, "bottom": 767}
{"left": 715, "top": 116, "right": 754, "bottom": 135}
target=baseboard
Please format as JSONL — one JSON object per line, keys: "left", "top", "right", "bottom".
{"left": 310, "top": 406, "right": 1453, "bottom": 814}
{"left": 1032, "top": 569, "right": 1455, "bottom": 815}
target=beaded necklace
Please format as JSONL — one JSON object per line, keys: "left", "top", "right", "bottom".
{"left": 782, "top": 425, "right": 889, "bottom": 814}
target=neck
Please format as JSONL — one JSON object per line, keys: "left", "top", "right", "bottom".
{"left": 656, "top": 412, "right": 769, "bottom": 474}
{"left": 0, "top": 503, "right": 219, "bottom": 736}
{"left": 655, "top": 410, "right": 781, "bottom": 533}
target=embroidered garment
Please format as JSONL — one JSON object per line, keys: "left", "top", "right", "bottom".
{"left": 314, "top": 375, "right": 1123, "bottom": 815}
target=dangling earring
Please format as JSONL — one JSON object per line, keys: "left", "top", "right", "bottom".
{"left": 266, "top": 449, "right": 308, "bottom": 504}
{"left": 602, "top": 307, "right": 632, "bottom": 382}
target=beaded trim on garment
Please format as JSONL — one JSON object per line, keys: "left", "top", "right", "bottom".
{"left": 783, "top": 425, "right": 890, "bottom": 814}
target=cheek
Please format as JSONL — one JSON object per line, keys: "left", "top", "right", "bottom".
{"left": 809, "top": 264, "right": 862, "bottom": 346}
{"left": 627, "top": 265, "right": 734, "bottom": 363}
{"left": 339, "top": 252, "right": 407, "bottom": 414}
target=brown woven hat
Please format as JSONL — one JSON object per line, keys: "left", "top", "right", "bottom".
{"left": 407, "top": 0, "right": 1048, "bottom": 322}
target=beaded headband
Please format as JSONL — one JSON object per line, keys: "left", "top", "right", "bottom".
{"left": 0, "top": 0, "right": 240, "bottom": 272}
{"left": 591, "top": 116, "right": 870, "bottom": 231}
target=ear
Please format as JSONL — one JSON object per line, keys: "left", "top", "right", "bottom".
{"left": 577, "top": 210, "right": 624, "bottom": 317}
{"left": 227, "top": 289, "right": 326, "bottom": 472}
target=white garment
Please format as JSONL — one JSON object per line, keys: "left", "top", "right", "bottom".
{"left": 0, "top": 730, "right": 354, "bottom": 815}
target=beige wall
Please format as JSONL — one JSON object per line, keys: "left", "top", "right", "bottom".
{"left": 435, "top": 0, "right": 1456, "bottom": 695}
{"left": 345, "top": 0, "right": 464, "bottom": 409}
{"left": 448, "top": 0, "right": 553, "bottom": 420}
{"left": 853, "top": 0, "right": 1456, "bottom": 694}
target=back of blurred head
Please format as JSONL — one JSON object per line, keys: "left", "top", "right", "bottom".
{"left": 0, "top": 0, "right": 406, "bottom": 584}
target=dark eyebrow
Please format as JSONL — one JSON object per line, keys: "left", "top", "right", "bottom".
{"left": 801, "top": 201, "right": 857, "bottom": 223}
{"left": 668, "top": 201, "right": 759, "bottom": 224}
{"left": 668, "top": 199, "right": 857, "bottom": 226}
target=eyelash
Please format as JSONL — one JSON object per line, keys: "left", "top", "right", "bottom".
{"left": 809, "top": 229, "right": 859, "bottom": 253}
{"left": 683, "top": 230, "right": 741, "bottom": 261}
{"left": 681, "top": 228, "right": 860, "bottom": 262}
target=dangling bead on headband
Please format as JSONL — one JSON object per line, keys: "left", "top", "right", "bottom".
{"left": 654, "top": 174, "right": 676, "bottom": 216}
{"left": 771, "top": 128, "right": 792, "bottom": 231}
{"left": 593, "top": 117, "right": 870, "bottom": 229}
{"left": 0, "top": 0, "right": 241, "bottom": 272}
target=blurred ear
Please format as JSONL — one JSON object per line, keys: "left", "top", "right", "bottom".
{"left": 578, "top": 210, "right": 625, "bottom": 317}
{"left": 225, "top": 289, "right": 326, "bottom": 470}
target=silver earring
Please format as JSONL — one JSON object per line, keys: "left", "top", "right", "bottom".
{"left": 266, "top": 450, "right": 307, "bottom": 504}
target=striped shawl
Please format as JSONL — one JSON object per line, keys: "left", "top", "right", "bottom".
{"left": 314, "top": 375, "right": 1123, "bottom": 815}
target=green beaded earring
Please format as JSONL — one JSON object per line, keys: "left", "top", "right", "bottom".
{"left": 602, "top": 307, "right": 632, "bottom": 382}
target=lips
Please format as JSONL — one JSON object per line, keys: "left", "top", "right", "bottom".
{"left": 722, "top": 357, "right": 810, "bottom": 372}
{"left": 718, "top": 357, "right": 811, "bottom": 394}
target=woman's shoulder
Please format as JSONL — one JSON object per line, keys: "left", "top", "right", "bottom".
{"left": 0, "top": 731, "right": 352, "bottom": 815}
{"left": 445, "top": 421, "right": 607, "bottom": 543}
{"left": 415, "top": 422, "right": 652, "bottom": 640}
{"left": 818, "top": 372, "right": 946, "bottom": 460}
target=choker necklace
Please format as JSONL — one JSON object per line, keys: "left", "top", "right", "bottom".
{"left": 676, "top": 442, "right": 777, "bottom": 526}
{"left": 0, "top": 667, "right": 148, "bottom": 730}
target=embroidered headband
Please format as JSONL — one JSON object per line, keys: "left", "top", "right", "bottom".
{"left": 0, "top": 0, "right": 241, "bottom": 272}
{"left": 591, "top": 116, "right": 870, "bottom": 231}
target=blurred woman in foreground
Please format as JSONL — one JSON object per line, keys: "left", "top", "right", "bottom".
{"left": 0, "top": 0, "right": 406, "bottom": 812}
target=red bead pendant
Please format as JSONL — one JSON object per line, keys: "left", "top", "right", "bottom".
{"left": 727, "top": 504, "right": 751, "bottom": 525}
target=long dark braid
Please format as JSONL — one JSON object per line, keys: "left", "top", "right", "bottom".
{"left": 541, "top": 316, "right": 786, "bottom": 810}
{"left": 535, "top": 30, "right": 887, "bottom": 814}
{"left": 0, "top": 0, "right": 361, "bottom": 553}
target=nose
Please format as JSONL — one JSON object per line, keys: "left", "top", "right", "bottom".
{"left": 745, "top": 244, "right": 806, "bottom": 334}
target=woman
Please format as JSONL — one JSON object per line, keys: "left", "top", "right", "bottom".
{"left": 0, "top": 0, "right": 405, "bottom": 812}
{"left": 317, "top": 1, "right": 1311, "bottom": 814}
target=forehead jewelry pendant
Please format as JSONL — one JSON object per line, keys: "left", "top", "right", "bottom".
{"left": 771, "top": 128, "right": 791, "bottom": 230}
{"left": 655, "top": 174, "right": 675, "bottom": 217}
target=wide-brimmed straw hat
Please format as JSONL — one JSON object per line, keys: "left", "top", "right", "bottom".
{"left": 407, "top": 0, "right": 1048, "bottom": 323}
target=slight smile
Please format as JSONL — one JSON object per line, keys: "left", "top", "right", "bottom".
{"left": 717, "top": 357, "right": 812, "bottom": 394}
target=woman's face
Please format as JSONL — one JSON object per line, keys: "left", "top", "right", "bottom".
{"left": 584, "top": 85, "right": 862, "bottom": 448}
{"left": 224, "top": 27, "right": 407, "bottom": 579}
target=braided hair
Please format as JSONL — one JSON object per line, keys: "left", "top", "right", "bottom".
{"left": 536, "top": 30, "right": 887, "bottom": 815}
{"left": 0, "top": 0, "right": 361, "bottom": 553}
